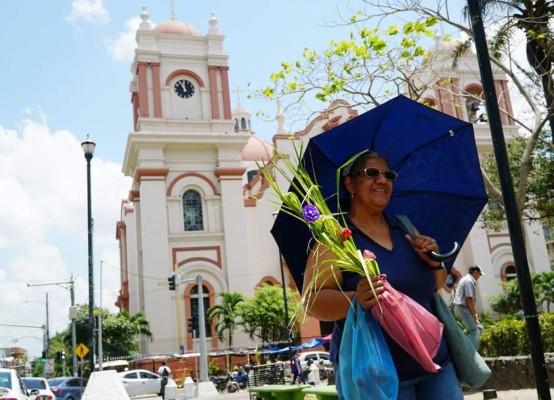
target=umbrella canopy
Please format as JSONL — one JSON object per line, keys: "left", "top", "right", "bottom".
{"left": 271, "top": 95, "right": 488, "bottom": 290}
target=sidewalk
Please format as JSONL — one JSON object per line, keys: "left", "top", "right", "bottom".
{"left": 463, "top": 388, "right": 553, "bottom": 399}
{"left": 180, "top": 387, "right": 553, "bottom": 399}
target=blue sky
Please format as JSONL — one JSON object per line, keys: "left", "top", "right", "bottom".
{"left": 0, "top": 0, "right": 361, "bottom": 358}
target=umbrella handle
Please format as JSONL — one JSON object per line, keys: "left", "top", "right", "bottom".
{"left": 427, "top": 242, "right": 460, "bottom": 262}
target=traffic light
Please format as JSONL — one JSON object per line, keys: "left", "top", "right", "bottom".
{"left": 56, "top": 351, "right": 61, "bottom": 361}
{"left": 187, "top": 316, "right": 195, "bottom": 336}
{"left": 168, "top": 275, "right": 176, "bottom": 291}
{"left": 41, "top": 351, "right": 46, "bottom": 363}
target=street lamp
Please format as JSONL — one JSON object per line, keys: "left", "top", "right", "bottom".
{"left": 81, "top": 136, "right": 96, "bottom": 374}
{"left": 272, "top": 212, "right": 294, "bottom": 362}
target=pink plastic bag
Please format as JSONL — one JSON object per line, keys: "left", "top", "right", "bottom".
{"left": 371, "top": 276, "right": 444, "bottom": 372}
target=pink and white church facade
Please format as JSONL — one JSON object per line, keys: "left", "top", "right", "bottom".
{"left": 115, "top": 8, "right": 551, "bottom": 356}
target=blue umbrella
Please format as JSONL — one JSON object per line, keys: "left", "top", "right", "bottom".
{"left": 271, "top": 95, "right": 488, "bottom": 291}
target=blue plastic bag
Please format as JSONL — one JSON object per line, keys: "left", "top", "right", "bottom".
{"left": 338, "top": 302, "right": 398, "bottom": 400}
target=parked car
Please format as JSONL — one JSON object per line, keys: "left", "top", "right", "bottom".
{"left": 0, "top": 368, "right": 40, "bottom": 399}
{"left": 22, "top": 377, "right": 55, "bottom": 400}
{"left": 118, "top": 369, "right": 173, "bottom": 398}
{"left": 46, "top": 377, "right": 87, "bottom": 400}
{"left": 285, "top": 351, "right": 332, "bottom": 377}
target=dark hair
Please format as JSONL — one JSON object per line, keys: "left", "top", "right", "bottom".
{"left": 468, "top": 265, "right": 483, "bottom": 274}
{"left": 340, "top": 151, "right": 390, "bottom": 211}
{"left": 343, "top": 151, "right": 390, "bottom": 179}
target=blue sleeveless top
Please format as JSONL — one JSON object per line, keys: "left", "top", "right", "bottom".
{"left": 329, "top": 214, "right": 449, "bottom": 380}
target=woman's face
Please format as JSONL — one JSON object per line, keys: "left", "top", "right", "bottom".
{"left": 346, "top": 157, "right": 394, "bottom": 212}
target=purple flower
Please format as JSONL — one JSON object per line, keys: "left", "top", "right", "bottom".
{"left": 302, "top": 204, "right": 320, "bottom": 222}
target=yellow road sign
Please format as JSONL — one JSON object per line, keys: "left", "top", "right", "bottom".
{"left": 75, "top": 343, "right": 89, "bottom": 359}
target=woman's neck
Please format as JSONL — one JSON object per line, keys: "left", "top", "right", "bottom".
{"left": 348, "top": 207, "right": 392, "bottom": 249}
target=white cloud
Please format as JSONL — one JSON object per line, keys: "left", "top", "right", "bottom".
{"left": 0, "top": 112, "right": 130, "bottom": 357}
{"left": 106, "top": 17, "right": 141, "bottom": 62}
{"left": 65, "top": 0, "right": 110, "bottom": 26}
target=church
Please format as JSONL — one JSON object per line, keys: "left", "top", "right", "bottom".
{"left": 115, "top": 8, "right": 552, "bottom": 356}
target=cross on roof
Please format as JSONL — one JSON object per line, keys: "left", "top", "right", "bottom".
{"left": 170, "top": 0, "right": 176, "bottom": 20}
{"left": 233, "top": 86, "right": 243, "bottom": 107}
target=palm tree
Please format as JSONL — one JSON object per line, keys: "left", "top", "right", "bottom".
{"left": 207, "top": 292, "right": 245, "bottom": 370}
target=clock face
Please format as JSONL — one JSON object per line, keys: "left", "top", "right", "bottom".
{"left": 174, "top": 79, "right": 195, "bottom": 99}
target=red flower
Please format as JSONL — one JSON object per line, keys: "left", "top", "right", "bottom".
{"left": 341, "top": 228, "right": 352, "bottom": 241}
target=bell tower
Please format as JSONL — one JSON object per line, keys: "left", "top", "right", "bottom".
{"left": 119, "top": 7, "right": 250, "bottom": 356}
{"left": 129, "top": 7, "right": 233, "bottom": 132}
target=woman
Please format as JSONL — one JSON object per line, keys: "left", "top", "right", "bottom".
{"left": 303, "top": 152, "right": 463, "bottom": 400}
{"left": 291, "top": 349, "right": 306, "bottom": 384}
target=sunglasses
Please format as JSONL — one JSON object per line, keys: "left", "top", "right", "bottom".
{"left": 358, "top": 167, "right": 398, "bottom": 182}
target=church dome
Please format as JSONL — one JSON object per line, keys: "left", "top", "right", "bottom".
{"left": 154, "top": 19, "right": 201, "bottom": 36}
{"left": 240, "top": 136, "right": 273, "bottom": 162}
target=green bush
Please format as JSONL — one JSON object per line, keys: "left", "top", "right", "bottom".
{"left": 480, "top": 317, "right": 526, "bottom": 356}
{"left": 479, "top": 312, "right": 554, "bottom": 356}
{"left": 539, "top": 312, "right": 554, "bottom": 352}
{"left": 208, "top": 360, "right": 222, "bottom": 376}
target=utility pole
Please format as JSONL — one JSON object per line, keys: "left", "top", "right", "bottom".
{"left": 28, "top": 277, "right": 78, "bottom": 376}
{"left": 197, "top": 275, "right": 208, "bottom": 383}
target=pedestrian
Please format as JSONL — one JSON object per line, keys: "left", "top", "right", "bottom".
{"left": 453, "top": 265, "right": 485, "bottom": 350}
{"left": 303, "top": 152, "right": 464, "bottom": 399}
{"left": 157, "top": 361, "right": 171, "bottom": 399}
{"left": 307, "top": 359, "right": 319, "bottom": 386}
{"left": 290, "top": 349, "right": 306, "bottom": 384}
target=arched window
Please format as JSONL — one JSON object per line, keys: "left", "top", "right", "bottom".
{"left": 182, "top": 190, "right": 204, "bottom": 231}
{"left": 505, "top": 265, "right": 517, "bottom": 281}
{"left": 241, "top": 117, "right": 247, "bottom": 130}
{"left": 190, "top": 284, "right": 212, "bottom": 337}
{"left": 234, "top": 118, "right": 239, "bottom": 132}
{"left": 247, "top": 170, "right": 258, "bottom": 182}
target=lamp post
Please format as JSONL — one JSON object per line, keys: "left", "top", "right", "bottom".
{"left": 81, "top": 136, "right": 96, "bottom": 374}
{"left": 196, "top": 275, "right": 209, "bottom": 382}
{"left": 272, "top": 212, "right": 293, "bottom": 362}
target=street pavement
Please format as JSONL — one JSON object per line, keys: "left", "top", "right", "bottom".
{"left": 142, "top": 387, "right": 554, "bottom": 400}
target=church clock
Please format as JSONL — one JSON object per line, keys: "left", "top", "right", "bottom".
{"left": 174, "top": 79, "right": 195, "bottom": 98}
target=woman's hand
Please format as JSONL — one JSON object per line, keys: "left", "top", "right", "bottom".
{"left": 405, "top": 234, "right": 441, "bottom": 268}
{"left": 355, "top": 276, "right": 384, "bottom": 310}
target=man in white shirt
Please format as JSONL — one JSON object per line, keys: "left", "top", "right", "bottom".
{"left": 453, "top": 265, "right": 485, "bottom": 350}
{"left": 157, "top": 362, "right": 171, "bottom": 399}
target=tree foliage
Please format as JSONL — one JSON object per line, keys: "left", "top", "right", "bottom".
{"left": 54, "top": 304, "right": 153, "bottom": 360}
{"left": 255, "top": 16, "right": 440, "bottom": 121}
{"left": 208, "top": 292, "right": 245, "bottom": 345}
{"left": 489, "top": 271, "right": 554, "bottom": 314}
{"left": 237, "top": 284, "right": 300, "bottom": 345}
{"left": 489, "top": 278, "right": 522, "bottom": 315}
{"left": 480, "top": 130, "right": 554, "bottom": 229}
{"left": 475, "top": 0, "right": 554, "bottom": 142}
{"left": 480, "top": 312, "right": 554, "bottom": 356}
{"left": 207, "top": 292, "right": 245, "bottom": 369}
{"left": 257, "top": 0, "right": 553, "bottom": 230}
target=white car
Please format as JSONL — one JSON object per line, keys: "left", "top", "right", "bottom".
{"left": 0, "top": 368, "right": 40, "bottom": 400}
{"left": 22, "top": 377, "right": 55, "bottom": 400}
{"left": 118, "top": 369, "right": 173, "bottom": 398}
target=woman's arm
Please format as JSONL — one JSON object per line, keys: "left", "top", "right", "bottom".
{"left": 404, "top": 227, "right": 448, "bottom": 290}
{"left": 303, "top": 243, "right": 384, "bottom": 318}
{"left": 303, "top": 244, "right": 353, "bottom": 321}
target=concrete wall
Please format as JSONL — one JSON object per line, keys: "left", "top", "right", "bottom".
{"left": 480, "top": 353, "right": 554, "bottom": 391}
